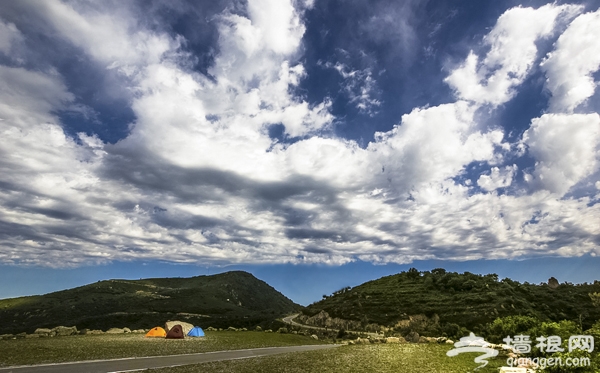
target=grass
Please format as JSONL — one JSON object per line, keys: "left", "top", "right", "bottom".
{"left": 149, "top": 343, "right": 507, "bottom": 373}
{"left": 0, "top": 331, "right": 325, "bottom": 367}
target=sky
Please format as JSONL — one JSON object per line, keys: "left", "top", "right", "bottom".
{"left": 0, "top": 0, "right": 599, "bottom": 305}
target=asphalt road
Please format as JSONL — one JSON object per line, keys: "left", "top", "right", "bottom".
{"left": 0, "top": 344, "right": 337, "bottom": 373}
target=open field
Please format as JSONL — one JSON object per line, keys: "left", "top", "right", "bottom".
{"left": 0, "top": 331, "right": 324, "bottom": 367}
{"left": 150, "top": 343, "right": 507, "bottom": 373}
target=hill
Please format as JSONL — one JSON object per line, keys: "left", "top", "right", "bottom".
{"left": 0, "top": 271, "right": 300, "bottom": 335}
{"left": 301, "top": 268, "right": 600, "bottom": 337}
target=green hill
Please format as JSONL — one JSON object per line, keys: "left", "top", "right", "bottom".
{"left": 0, "top": 271, "right": 300, "bottom": 335}
{"left": 302, "top": 268, "right": 600, "bottom": 337}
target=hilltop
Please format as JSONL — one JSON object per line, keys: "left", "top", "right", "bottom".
{"left": 0, "top": 271, "right": 300, "bottom": 335}
{"left": 301, "top": 269, "right": 600, "bottom": 338}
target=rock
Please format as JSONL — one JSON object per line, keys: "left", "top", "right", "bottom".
{"left": 255, "top": 326, "right": 262, "bottom": 331}
{"left": 347, "top": 340, "right": 355, "bottom": 345}
{"left": 206, "top": 327, "right": 217, "bottom": 331}
{"left": 264, "top": 329, "right": 273, "bottom": 333}
{"left": 227, "top": 326, "right": 238, "bottom": 332}
{"left": 291, "top": 331, "right": 298, "bottom": 334}
{"left": 311, "top": 334, "right": 319, "bottom": 340}
{"left": 52, "top": 326, "right": 77, "bottom": 336}
{"left": 436, "top": 337, "right": 447, "bottom": 343}
{"left": 425, "top": 337, "right": 437, "bottom": 343}
{"left": 79, "top": 329, "right": 89, "bottom": 335}
{"left": 131, "top": 329, "right": 146, "bottom": 333}
{"left": 16, "top": 332, "right": 26, "bottom": 339}
{"left": 87, "top": 330, "right": 104, "bottom": 335}
{"left": 386, "top": 337, "right": 400, "bottom": 343}
{"left": 356, "top": 337, "right": 371, "bottom": 344}
{"left": 165, "top": 321, "right": 194, "bottom": 336}
{"left": 405, "top": 331, "right": 420, "bottom": 343}
{"left": 277, "top": 327, "right": 288, "bottom": 334}
{"left": 106, "top": 328, "right": 126, "bottom": 334}
{"left": 34, "top": 328, "right": 52, "bottom": 335}
{"left": 0, "top": 334, "right": 14, "bottom": 340}
{"left": 123, "top": 327, "right": 131, "bottom": 333}
{"left": 25, "top": 334, "right": 39, "bottom": 338}
{"left": 446, "top": 339, "right": 454, "bottom": 344}
{"left": 418, "top": 336, "right": 429, "bottom": 343}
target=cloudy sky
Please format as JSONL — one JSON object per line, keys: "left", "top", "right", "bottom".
{"left": 1, "top": 0, "right": 599, "bottom": 303}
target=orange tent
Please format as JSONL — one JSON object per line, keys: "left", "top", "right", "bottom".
{"left": 145, "top": 326, "right": 167, "bottom": 338}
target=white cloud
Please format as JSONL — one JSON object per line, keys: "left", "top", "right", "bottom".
{"left": 35, "top": 1, "right": 176, "bottom": 76}
{"left": 523, "top": 113, "right": 600, "bottom": 195}
{"left": 0, "top": 1, "right": 599, "bottom": 268}
{"left": 477, "top": 165, "right": 517, "bottom": 192}
{"left": 542, "top": 9, "right": 600, "bottom": 113}
{"left": 445, "top": 4, "right": 582, "bottom": 106}
{"left": 0, "top": 21, "right": 23, "bottom": 54}
{"left": 369, "top": 101, "right": 506, "bottom": 193}
{"left": 324, "top": 62, "right": 381, "bottom": 115}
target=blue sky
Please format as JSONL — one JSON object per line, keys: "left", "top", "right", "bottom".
{"left": 0, "top": 0, "right": 599, "bottom": 304}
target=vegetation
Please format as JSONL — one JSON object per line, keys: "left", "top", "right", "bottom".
{"left": 148, "top": 344, "right": 506, "bottom": 373}
{"left": 0, "top": 330, "right": 324, "bottom": 367}
{"left": 303, "top": 269, "right": 600, "bottom": 338}
{"left": 0, "top": 271, "right": 300, "bottom": 335}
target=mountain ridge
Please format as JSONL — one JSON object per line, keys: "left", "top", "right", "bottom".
{"left": 0, "top": 270, "right": 300, "bottom": 335}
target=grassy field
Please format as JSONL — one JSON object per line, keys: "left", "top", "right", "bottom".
{"left": 0, "top": 331, "right": 324, "bottom": 367}
{"left": 150, "top": 343, "right": 507, "bottom": 373}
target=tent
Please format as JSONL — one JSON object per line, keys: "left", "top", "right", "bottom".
{"left": 187, "top": 326, "right": 205, "bottom": 337}
{"left": 165, "top": 324, "right": 185, "bottom": 339}
{"left": 145, "top": 327, "right": 167, "bottom": 338}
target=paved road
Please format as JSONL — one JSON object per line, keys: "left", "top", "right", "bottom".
{"left": 0, "top": 344, "right": 337, "bottom": 373}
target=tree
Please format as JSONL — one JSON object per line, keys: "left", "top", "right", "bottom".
{"left": 590, "top": 292, "right": 600, "bottom": 308}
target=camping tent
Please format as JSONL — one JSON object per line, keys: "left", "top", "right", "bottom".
{"left": 188, "top": 326, "right": 205, "bottom": 337}
{"left": 165, "top": 324, "right": 185, "bottom": 339}
{"left": 145, "top": 327, "right": 167, "bottom": 338}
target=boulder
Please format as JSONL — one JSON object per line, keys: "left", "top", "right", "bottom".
{"left": 386, "top": 337, "right": 401, "bottom": 343}
{"left": 131, "top": 329, "right": 146, "bottom": 333}
{"left": 34, "top": 328, "right": 52, "bottom": 335}
{"left": 206, "top": 327, "right": 217, "bottom": 331}
{"left": 52, "top": 326, "right": 77, "bottom": 336}
{"left": 227, "top": 326, "right": 238, "bottom": 332}
{"left": 446, "top": 339, "right": 454, "bottom": 344}
{"left": 356, "top": 337, "right": 371, "bottom": 344}
{"left": 0, "top": 334, "right": 14, "bottom": 340}
{"left": 418, "top": 336, "right": 429, "bottom": 343}
{"left": 311, "top": 334, "right": 319, "bottom": 340}
{"left": 405, "top": 331, "right": 420, "bottom": 343}
{"left": 87, "top": 330, "right": 104, "bottom": 335}
{"left": 123, "top": 327, "right": 131, "bottom": 333}
{"left": 255, "top": 326, "right": 262, "bottom": 332}
{"left": 106, "top": 328, "right": 126, "bottom": 334}
{"left": 165, "top": 321, "right": 194, "bottom": 336}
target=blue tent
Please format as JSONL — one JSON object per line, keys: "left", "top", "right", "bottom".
{"left": 187, "top": 326, "right": 205, "bottom": 337}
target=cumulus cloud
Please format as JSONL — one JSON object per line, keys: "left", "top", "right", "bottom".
{"left": 477, "top": 165, "right": 518, "bottom": 192}
{"left": 445, "top": 4, "right": 582, "bottom": 106}
{"left": 0, "top": 1, "right": 599, "bottom": 268}
{"left": 523, "top": 113, "right": 600, "bottom": 195}
{"left": 542, "top": 9, "right": 600, "bottom": 113}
